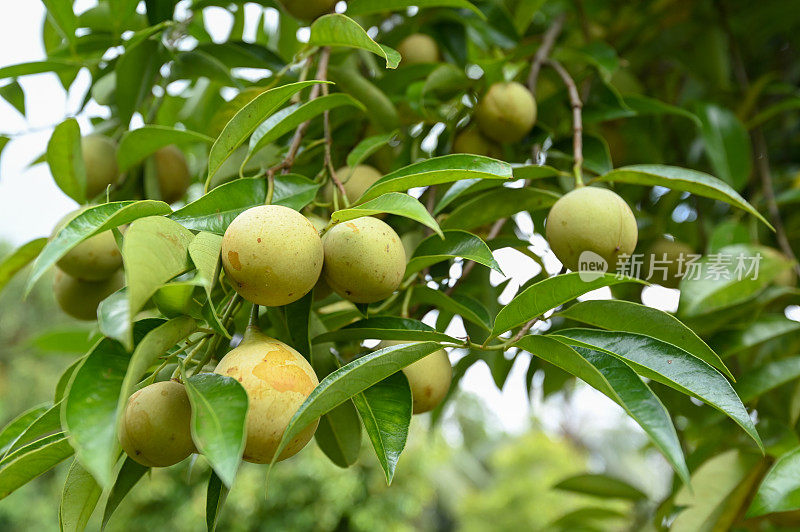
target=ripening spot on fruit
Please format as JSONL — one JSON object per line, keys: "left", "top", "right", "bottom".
{"left": 227, "top": 251, "right": 242, "bottom": 271}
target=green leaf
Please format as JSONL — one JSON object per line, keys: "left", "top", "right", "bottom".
{"left": 56, "top": 357, "right": 84, "bottom": 403}
{"left": 47, "top": 118, "right": 87, "bottom": 203}
{"left": 0, "top": 433, "right": 73, "bottom": 500}
{"left": 678, "top": 244, "right": 789, "bottom": 318}
{"left": 314, "top": 401, "right": 362, "bottom": 468}
{"left": 30, "top": 328, "right": 97, "bottom": 354}
{"left": 0, "top": 60, "right": 82, "bottom": 80}
{"left": 327, "top": 67, "right": 399, "bottom": 132}
{"left": 116, "top": 37, "right": 161, "bottom": 126}
{"left": 347, "top": 0, "right": 484, "bottom": 18}
{"left": 595, "top": 165, "right": 771, "bottom": 228}
{"left": 2, "top": 401, "right": 62, "bottom": 459}
{"left": 0, "top": 404, "right": 49, "bottom": 456}
{"left": 101, "top": 458, "right": 148, "bottom": 529}
{"left": 346, "top": 131, "right": 397, "bottom": 169}
{"left": 171, "top": 178, "right": 265, "bottom": 234}
{"left": 206, "top": 81, "right": 324, "bottom": 188}
{"left": 735, "top": 357, "right": 800, "bottom": 403}
{"left": 552, "top": 329, "right": 762, "bottom": 450}
{"left": 510, "top": 165, "right": 563, "bottom": 181}
{"left": 97, "top": 288, "right": 130, "bottom": 347}
{"left": 184, "top": 373, "right": 248, "bottom": 488}
{"left": 439, "top": 187, "right": 559, "bottom": 231}
{"left": 269, "top": 342, "right": 443, "bottom": 468}
{"left": 516, "top": 336, "right": 689, "bottom": 484}
{"left": 492, "top": 273, "right": 643, "bottom": 336}
{"left": 695, "top": 102, "right": 752, "bottom": 191}
{"left": 62, "top": 338, "right": 130, "bottom": 487}
{"left": 433, "top": 179, "right": 499, "bottom": 216}
{"left": 0, "top": 238, "right": 46, "bottom": 296}
{"left": 118, "top": 126, "right": 213, "bottom": 172}
{"left": 623, "top": 94, "right": 701, "bottom": 125}
{"left": 405, "top": 230, "right": 502, "bottom": 276}
{"left": 359, "top": 154, "right": 512, "bottom": 203}
{"left": 59, "top": 460, "right": 101, "bottom": 532}
{"left": 748, "top": 97, "right": 800, "bottom": 129}
{"left": 331, "top": 192, "right": 442, "bottom": 236}
{"left": 673, "top": 450, "right": 763, "bottom": 530}
{"left": 206, "top": 471, "right": 229, "bottom": 532}
{"left": 308, "top": 14, "right": 400, "bottom": 69}
{"left": 553, "top": 473, "right": 647, "bottom": 501}
{"left": 189, "top": 234, "right": 223, "bottom": 331}
{"left": 411, "top": 286, "right": 492, "bottom": 331}
{"left": 713, "top": 315, "right": 800, "bottom": 358}
{"left": 284, "top": 292, "right": 313, "bottom": 358}
{"left": 42, "top": 0, "right": 78, "bottom": 47}
{"left": 556, "top": 299, "right": 733, "bottom": 381}
{"left": 122, "top": 217, "right": 194, "bottom": 345}
{"left": 26, "top": 200, "right": 172, "bottom": 294}
{"left": 0, "top": 80, "right": 26, "bottom": 116}
{"left": 313, "top": 317, "right": 457, "bottom": 344}
{"left": 352, "top": 372, "right": 412, "bottom": 483}
{"left": 271, "top": 174, "right": 321, "bottom": 211}
{"left": 748, "top": 446, "right": 800, "bottom": 517}
{"left": 247, "top": 93, "right": 364, "bottom": 161}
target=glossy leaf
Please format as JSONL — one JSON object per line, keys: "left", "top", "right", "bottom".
{"left": 492, "top": 273, "right": 643, "bottom": 336}
{"left": 440, "top": 187, "right": 559, "bottom": 231}
{"left": 553, "top": 473, "right": 647, "bottom": 501}
{"left": 713, "top": 315, "right": 800, "bottom": 358}
{"left": 595, "top": 165, "right": 771, "bottom": 228}
{"left": 352, "top": 372, "right": 412, "bottom": 483}
{"left": 102, "top": 457, "right": 149, "bottom": 529}
{"left": 331, "top": 192, "right": 442, "bottom": 236}
{"left": 309, "top": 14, "right": 400, "bottom": 69}
{"left": 557, "top": 299, "right": 733, "bottom": 380}
{"left": 206, "top": 471, "right": 228, "bottom": 532}
{"left": 516, "top": 336, "right": 689, "bottom": 483}
{"left": 206, "top": 81, "right": 323, "bottom": 187}
{"left": 97, "top": 288, "right": 131, "bottom": 347}
{"left": 59, "top": 460, "right": 101, "bottom": 532}
{"left": 510, "top": 165, "right": 563, "bottom": 181}
{"left": 271, "top": 174, "right": 320, "bottom": 211}
{"left": 2, "top": 401, "right": 62, "bottom": 459}
{"left": 248, "top": 93, "right": 363, "bottom": 160}
{"left": 346, "top": 131, "right": 397, "bottom": 168}
{"left": 313, "top": 317, "right": 457, "bottom": 344}
{"left": 171, "top": 178, "right": 264, "bottom": 234}
{"left": 118, "top": 126, "right": 213, "bottom": 172}
{"left": 0, "top": 433, "right": 73, "bottom": 500}
{"left": 62, "top": 338, "right": 130, "bottom": 487}
{"left": 359, "top": 154, "right": 513, "bottom": 203}
{"left": 623, "top": 94, "right": 701, "bottom": 125}
{"left": 314, "top": 400, "right": 362, "bottom": 468}
{"left": 678, "top": 244, "right": 789, "bottom": 318}
{"left": 0, "top": 404, "right": 49, "bottom": 456}
{"left": 695, "top": 102, "right": 752, "bottom": 191}
{"left": 406, "top": 230, "right": 502, "bottom": 276}
{"left": 47, "top": 118, "right": 86, "bottom": 203}
{"left": 411, "top": 286, "right": 492, "bottom": 330}
{"left": 748, "top": 446, "right": 800, "bottom": 517}
{"left": 284, "top": 292, "right": 313, "bottom": 358}
{"left": 270, "top": 342, "right": 444, "bottom": 466}
{"left": 0, "top": 238, "right": 46, "bottom": 296}
{"left": 123, "top": 217, "right": 194, "bottom": 342}
{"left": 735, "top": 357, "right": 800, "bottom": 403}
{"left": 0, "top": 60, "right": 81, "bottom": 79}
{"left": 184, "top": 373, "right": 248, "bottom": 488}
{"left": 347, "top": 0, "right": 483, "bottom": 17}
{"left": 116, "top": 37, "right": 160, "bottom": 126}
{"left": 26, "top": 200, "right": 172, "bottom": 293}
{"left": 552, "top": 329, "right": 762, "bottom": 449}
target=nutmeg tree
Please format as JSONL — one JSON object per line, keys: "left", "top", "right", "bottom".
{"left": 0, "top": 0, "right": 799, "bottom": 530}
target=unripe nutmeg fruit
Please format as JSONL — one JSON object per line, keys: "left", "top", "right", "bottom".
{"left": 152, "top": 145, "right": 191, "bottom": 204}
{"left": 396, "top": 33, "right": 440, "bottom": 65}
{"left": 119, "top": 380, "right": 195, "bottom": 467}
{"left": 322, "top": 216, "right": 406, "bottom": 303}
{"left": 214, "top": 327, "right": 319, "bottom": 463}
{"left": 53, "top": 210, "right": 122, "bottom": 281}
{"left": 380, "top": 341, "right": 452, "bottom": 414}
{"left": 53, "top": 267, "right": 124, "bottom": 320}
{"left": 545, "top": 187, "right": 638, "bottom": 272}
{"left": 82, "top": 134, "right": 120, "bottom": 198}
{"left": 324, "top": 165, "right": 383, "bottom": 205}
{"left": 474, "top": 82, "right": 537, "bottom": 144}
{"left": 222, "top": 205, "right": 323, "bottom": 306}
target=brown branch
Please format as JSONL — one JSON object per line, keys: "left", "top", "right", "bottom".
{"left": 544, "top": 58, "right": 584, "bottom": 185}
{"left": 715, "top": 0, "right": 800, "bottom": 277}
{"left": 510, "top": 317, "right": 538, "bottom": 344}
{"left": 527, "top": 13, "right": 566, "bottom": 95}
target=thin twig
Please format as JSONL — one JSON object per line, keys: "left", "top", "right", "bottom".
{"left": 716, "top": 0, "right": 800, "bottom": 277}
{"left": 527, "top": 13, "right": 566, "bottom": 95}
{"left": 510, "top": 317, "right": 538, "bottom": 343}
{"left": 544, "top": 58, "right": 584, "bottom": 186}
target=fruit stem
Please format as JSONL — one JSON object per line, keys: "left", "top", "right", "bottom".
{"left": 248, "top": 303, "right": 260, "bottom": 327}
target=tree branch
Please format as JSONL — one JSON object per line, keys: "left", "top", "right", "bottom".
{"left": 544, "top": 58, "right": 584, "bottom": 186}
{"left": 527, "top": 13, "right": 566, "bottom": 95}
